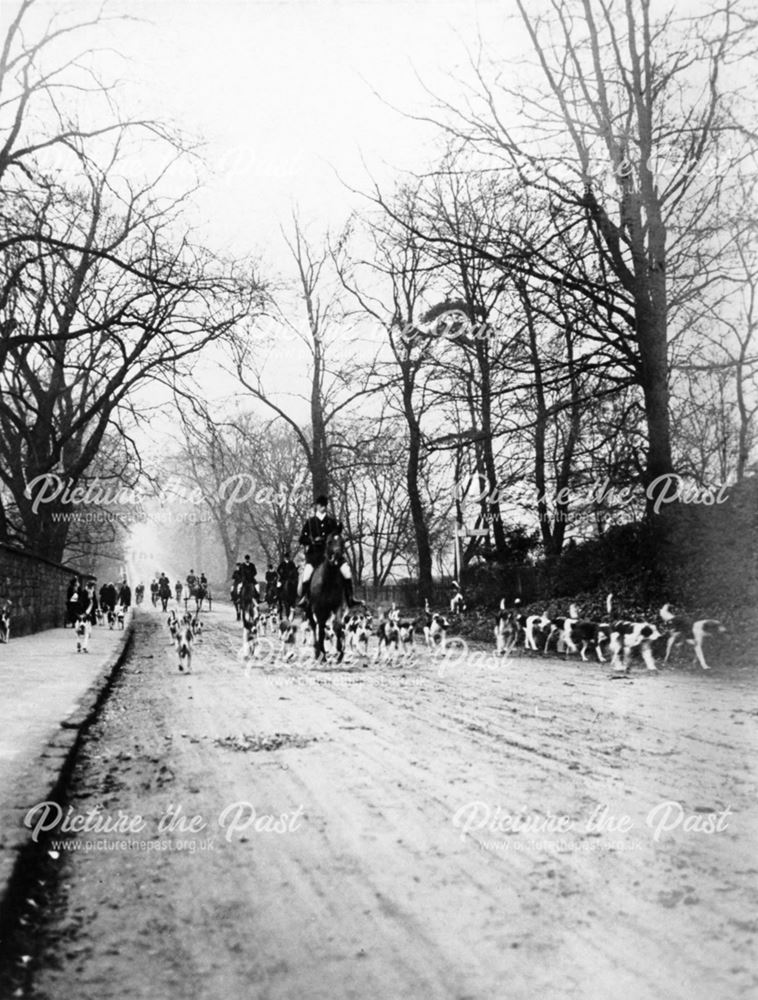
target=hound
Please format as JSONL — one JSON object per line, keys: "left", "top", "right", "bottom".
{"left": 75, "top": 615, "right": 91, "bottom": 653}
{"left": 397, "top": 619, "right": 416, "bottom": 657}
{"left": 494, "top": 601, "right": 518, "bottom": 656}
{"left": 565, "top": 598, "right": 612, "bottom": 662}
{"left": 0, "top": 604, "right": 10, "bottom": 643}
{"left": 660, "top": 604, "right": 727, "bottom": 671}
{"left": 345, "top": 612, "right": 372, "bottom": 656}
{"left": 239, "top": 604, "right": 260, "bottom": 664}
{"left": 278, "top": 617, "right": 298, "bottom": 660}
{"left": 607, "top": 596, "right": 661, "bottom": 673}
{"left": 175, "top": 624, "right": 193, "bottom": 672}
{"left": 375, "top": 617, "right": 400, "bottom": 663}
{"left": 450, "top": 582, "right": 466, "bottom": 615}
{"left": 609, "top": 621, "right": 662, "bottom": 673}
{"left": 423, "top": 602, "right": 449, "bottom": 652}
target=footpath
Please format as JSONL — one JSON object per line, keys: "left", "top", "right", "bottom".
{"left": 0, "top": 614, "right": 134, "bottom": 926}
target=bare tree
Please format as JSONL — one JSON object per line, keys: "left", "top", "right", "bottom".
{"left": 333, "top": 193, "right": 447, "bottom": 600}
{"left": 228, "top": 215, "right": 378, "bottom": 499}
{"left": 0, "top": 162, "right": 261, "bottom": 561}
{"left": 387, "top": 1, "right": 757, "bottom": 498}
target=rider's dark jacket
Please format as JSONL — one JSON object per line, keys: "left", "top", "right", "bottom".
{"left": 299, "top": 513, "right": 343, "bottom": 565}
{"left": 240, "top": 561, "right": 257, "bottom": 584}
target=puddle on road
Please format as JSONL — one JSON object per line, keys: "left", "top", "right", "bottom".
{"left": 213, "top": 733, "right": 320, "bottom": 752}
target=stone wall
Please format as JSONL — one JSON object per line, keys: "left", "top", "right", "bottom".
{"left": 0, "top": 544, "right": 82, "bottom": 637}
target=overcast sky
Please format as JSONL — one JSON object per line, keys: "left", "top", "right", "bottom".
{"left": 90, "top": 0, "right": 524, "bottom": 264}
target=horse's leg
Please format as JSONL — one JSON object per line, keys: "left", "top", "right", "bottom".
{"left": 335, "top": 618, "right": 345, "bottom": 663}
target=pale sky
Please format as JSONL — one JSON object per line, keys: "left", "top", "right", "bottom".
{"left": 58, "top": 0, "right": 526, "bottom": 436}
{"left": 98, "top": 0, "right": 523, "bottom": 264}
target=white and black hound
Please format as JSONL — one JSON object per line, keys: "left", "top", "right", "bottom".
{"left": 450, "top": 583, "right": 465, "bottom": 615}
{"left": 345, "top": 612, "right": 372, "bottom": 656}
{"left": 660, "top": 604, "right": 726, "bottom": 670}
{"left": 607, "top": 596, "right": 661, "bottom": 673}
{"left": 0, "top": 604, "right": 10, "bottom": 643}
{"left": 494, "top": 600, "right": 519, "bottom": 656}
{"left": 175, "top": 623, "right": 193, "bottom": 672}
{"left": 278, "top": 617, "right": 298, "bottom": 660}
{"left": 564, "top": 597, "right": 612, "bottom": 662}
{"left": 397, "top": 618, "right": 416, "bottom": 657}
{"left": 423, "top": 601, "right": 448, "bottom": 652}
{"left": 375, "top": 616, "right": 400, "bottom": 662}
{"left": 239, "top": 603, "right": 260, "bottom": 664}
{"left": 75, "top": 614, "right": 91, "bottom": 653}
{"left": 568, "top": 619, "right": 611, "bottom": 662}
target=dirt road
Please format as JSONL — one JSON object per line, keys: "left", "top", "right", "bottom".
{"left": 5, "top": 604, "right": 757, "bottom": 1000}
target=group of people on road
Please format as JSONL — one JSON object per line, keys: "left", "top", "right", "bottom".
{"left": 65, "top": 576, "right": 131, "bottom": 627}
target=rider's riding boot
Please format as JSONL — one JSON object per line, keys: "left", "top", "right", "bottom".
{"left": 297, "top": 578, "right": 311, "bottom": 608}
{"left": 344, "top": 577, "right": 364, "bottom": 609}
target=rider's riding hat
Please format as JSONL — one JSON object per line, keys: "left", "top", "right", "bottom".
{"left": 315, "top": 494, "right": 329, "bottom": 508}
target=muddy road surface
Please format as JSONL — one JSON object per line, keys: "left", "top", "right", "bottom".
{"left": 3, "top": 604, "right": 757, "bottom": 1000}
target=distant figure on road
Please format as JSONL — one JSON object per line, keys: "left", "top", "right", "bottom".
{"left": 66, "top": 576, "right": 81, "bottom": 628}
{"left": 158, "top": 574, "right": 172, "bottom": 611}
{"left": 119, "top": 581, "right": 132, "bottom": 609}
{"left": 100, "top": 581, "right": 117, "bottom": 614}
{"left": 79, "top": 581, "right": 98, "bottom": 624}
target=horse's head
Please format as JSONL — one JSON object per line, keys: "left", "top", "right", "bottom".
{"left": 325, "top": 532, "right": 344, "bottom": 565}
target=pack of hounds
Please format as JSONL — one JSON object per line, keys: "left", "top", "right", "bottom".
{"left": 494, "top": 594, "right": 727, "bottom": 672}
{"left": 160, "top": 587, "right": 726, "bottom": 674}
{"left": 236, "top": 599, "right": 452, "bottom": 667}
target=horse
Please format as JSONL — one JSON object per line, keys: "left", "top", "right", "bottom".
{"left": 238, "top": 579, "right": 258, "bottom": 625}
{"left": 193, "top": 581, "right": 209, "bottom": 613}
{"left": 278, "top": 573, "right": 298, "bottom": 621}
{"left": 231, "top": 581, "right": 242, "bottom": 620}
{"left": 308, "top": 532, "right": 347, "bottom": 663}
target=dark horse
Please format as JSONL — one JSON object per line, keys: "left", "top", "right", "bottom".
{"left": 278, "top": 573, "right": 298, "bottom": 621}
{"left": 308, "top": 532, "right": 346, "bottom": 662}
{"left": 193, "top": 581, "right": 211, "bottom": 613}
{"left": 237, "top": 579, "right": 257, "bottom": 625}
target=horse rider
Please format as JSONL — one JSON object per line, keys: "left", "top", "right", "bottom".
{"left": 240, "top": 554, "right": 258, "bottom": 599}
{"left": 297, "top": 494, "right": 363, "bottom": 609}
{"left": 277, "top": 551, "right": 297, "bottom": 590}
{"left": 186, "top": 568, "right": 198, "bottom": 592}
